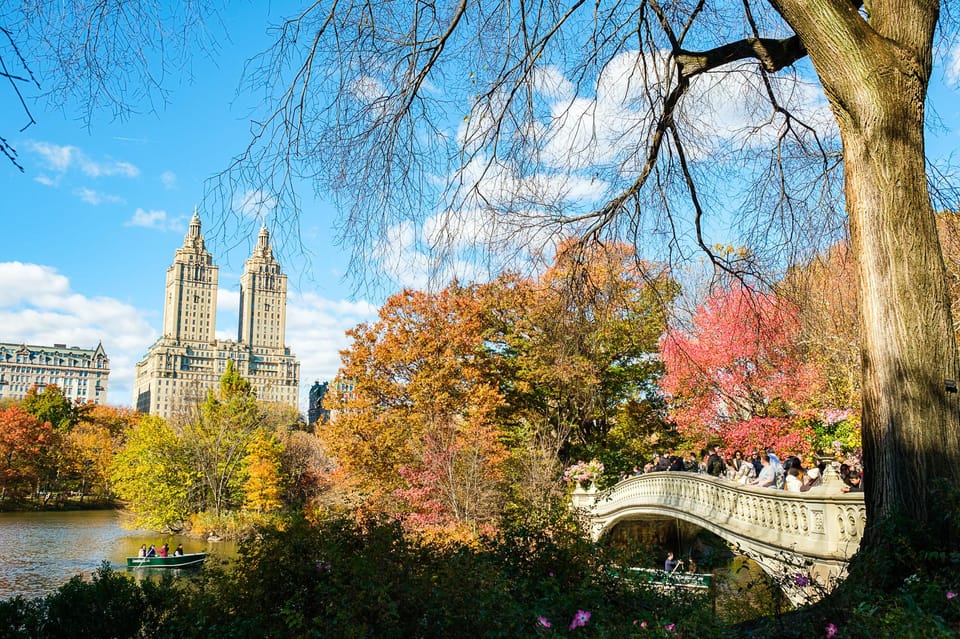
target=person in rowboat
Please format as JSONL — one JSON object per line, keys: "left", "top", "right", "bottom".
{"left": 174, "top": 544, "right": 184, "bottom": 557}
{"left": 664, "top": 552, "right": 683, "bottom": 573}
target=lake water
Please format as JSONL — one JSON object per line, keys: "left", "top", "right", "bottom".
{"left": 0, "top": 510, "right": 234, "bottom": 600}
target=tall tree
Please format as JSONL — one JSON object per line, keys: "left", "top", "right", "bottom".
{"left": 77, "top": 404, "right": 141, "bottom": 438}
{"left": 66, "top": 404, "right": 140, "bottom": 501}
{"left": 20, "top": 385, "right": 77, "bottom": 431}
{"left": 277, "top": 426, "right": 333, "bottom": 509}
{"left": 325, "top": 283, "right": 508, "bottom": 530}
{"left": 0, "top": 406, "right": 57, "bottom": 502}
{"left": 183, "top": 361, "right": 265, "bottom": 516}
{"left": 242, "top": 430, "right": 285, "bottom": 514}
{"left": 500, "top": 241, "right": 673, "bottom": 443}
{"left": 111, "top": 415, "right": 197, "bottom": 532}
{"left": 260, "top": 0, "right": 955, "bottom": 559}
{"left": 62, "top": 423, "right": 114, "bottom": 502}
{"left": 326, "top": 245, "right": 674, "bottom": 525}
{"left": 781, "top": 243, "right": 862, "bottom": 413}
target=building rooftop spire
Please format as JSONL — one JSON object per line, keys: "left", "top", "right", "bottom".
{"left": 253, "top": 224, "right": 273, "bottom": 260}
{"left": 184, "top": 207, "right": 206, "bottom": 251}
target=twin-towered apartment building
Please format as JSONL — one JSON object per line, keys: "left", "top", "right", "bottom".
{"left": 133, "top": 212, "right": 300, "bottom": 419}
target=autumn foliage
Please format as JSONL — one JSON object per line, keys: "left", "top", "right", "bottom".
{"left": 323, "top": 283, "right": 508, "bottom": 532}
{"left": 660, "top": 283, "right": 823, "bottom": 456}
{"left": 0, "top": 406, "right": 57, "bottom": 501}
{"left": 323, "top": 241, "right": 676, "bottom": 533}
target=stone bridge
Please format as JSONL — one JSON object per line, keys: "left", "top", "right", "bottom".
{"left": 571, "top": 470, "right": 866, "bottom": 604}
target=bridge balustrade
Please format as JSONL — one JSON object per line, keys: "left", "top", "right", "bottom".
{"left": 572, "top": 471, "right": 866, "bottom": 603}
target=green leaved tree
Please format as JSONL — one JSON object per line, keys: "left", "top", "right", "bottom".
{"left": 111, "top": 415, "right": 196, "bottom": 532}
{"left": 183, "top": 360, "right": 266, "bottom": 516}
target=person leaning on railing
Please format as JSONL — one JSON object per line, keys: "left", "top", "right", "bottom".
{"left": 751, "top": 454, "right": 777, "bottom": 487}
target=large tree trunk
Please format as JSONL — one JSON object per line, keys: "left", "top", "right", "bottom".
{"left": 843, "top": 96, "right": 960, "bottom": 546}
{"left": 772, "top": 0, "right": 960, "bottom": 550}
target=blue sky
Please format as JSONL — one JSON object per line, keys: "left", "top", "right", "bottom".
{"left": 2, "top": 4, "right": 960, "bottom": 412}
{"left": 0, "top": 3, "right": 381, "bottom": 411}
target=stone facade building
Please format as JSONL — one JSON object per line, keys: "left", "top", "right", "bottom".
{"left": 134, "top": 213, "right": 300, "bottom": 419}
{"left": 0, "top": 342, "right": 109, "bottom": 404}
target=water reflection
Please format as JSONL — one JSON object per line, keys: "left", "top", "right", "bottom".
{"left": 0, "top": 510, "right": 236, "bottom": 600}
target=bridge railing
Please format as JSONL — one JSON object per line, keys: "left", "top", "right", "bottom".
{"left": 573, "top": 471, "right": 866, "bottom": 563}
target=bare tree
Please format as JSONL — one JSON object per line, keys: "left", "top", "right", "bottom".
{"left": 1, "top": 1, "right": 220, "bottom": 168}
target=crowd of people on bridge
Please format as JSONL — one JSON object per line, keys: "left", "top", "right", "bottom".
{"left": 619, "top": 446, "right": 864, "bottom": 493}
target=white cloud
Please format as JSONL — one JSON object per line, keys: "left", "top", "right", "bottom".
{"left": 0, "top": 263, "right": 70, "bottom": 307}
{"left": 124, "top": 208, "right": 185, "bottom": 232}
{"left": 84, "top": 159, "right": 139, "bottom": 178}
{"left": 677, "top": 64, "right": 835, "bottom": 159}
{"left": 215, "top": 289, "right": 242, "bottom": 342}
{"left": 0, "top": 262, "right": 158, "bottom": 407}
{"left": 350, "top": 75, "right": 388, "bottom": 104}
{"left": 532, "top": 65, "right": 575, "bottom": 101}
{"left": 26, "top": 141, "right": 75, "bottom": 172}
{"left": 532, "top": 51, "right": 834, "bottom": 171}
{"left": 75, "top": 187, "right": 125, "bottom": 205}
{"left": 424, "top": 50, "right": 836, "bottom": 269}
{"left": 232, "top": 189, "right": 277, "bottom": 219}
{"left": 160, "top": 171, "right": 177, "bottom": 189}
{"left": 285, "top": 292, "right": 378, "bottom": 382}
{"left": 947, "top": 43, "right": 960, "bottom": 87}
{"left": 24, "top": 141, "right": 140, "bottom": 178}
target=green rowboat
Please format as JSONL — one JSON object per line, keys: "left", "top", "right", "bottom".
{"left": 126, "top": 553, "right": 207, "bottom": 568}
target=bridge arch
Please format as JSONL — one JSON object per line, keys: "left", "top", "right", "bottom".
{"left": 572, "top": 472, "right": 865, "bottom": 604}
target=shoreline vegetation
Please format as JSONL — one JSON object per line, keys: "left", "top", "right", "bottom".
{"left": 0, "top": 495, "right": 117, "bottom": 513}
{"left": 1, "top": 513, "right": 957, "bottom": 638}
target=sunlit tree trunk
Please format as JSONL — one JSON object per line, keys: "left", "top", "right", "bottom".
{"left": 775, "top": 0, "right": 960, "bottom": 548}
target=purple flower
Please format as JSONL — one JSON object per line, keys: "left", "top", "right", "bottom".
{"left": 826, "top": 623, "right": 838, "bottom": 638}
{"left": 664, "top": 623, "right": 675, "bottom": 631}
{"left": 568, "top": 610, "right": 591, "bottom": 630}
{"left": 794, "top": 574, "right": 811, "bottom": 587}
{"left": 948, "top": 591, "right": 957, "bottom": 600}
{"left": 537, "top": 616, "right": 552, "bottom": 628}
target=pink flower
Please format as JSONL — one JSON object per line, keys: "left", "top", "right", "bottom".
{"left": 664, "top": 623, "right": 675, "bottom": 631}
{"left": 537, "top": 616, "right": 552, "bottom": 628}
{"left": 640, "top": 621, "right": 648, "bottom": 629}
{"left": 826, "top": 623, "right": 838, "bottom": 638}
{"left": 569, "top": 610, "right": 591, "bottom": 630}
{"left": 948, "top": 591, "right": 958, "bottom": 600}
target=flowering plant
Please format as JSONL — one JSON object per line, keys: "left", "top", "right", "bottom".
{"left": 569, "top": 609, "right": 591, "bottom": 630}
{"left": 563, "top": 459, "right": 605, "bottom": 485}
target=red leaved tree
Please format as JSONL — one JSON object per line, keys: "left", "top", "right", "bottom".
{"left": 660, "top": 284, "right": 822, "bottom": 456}
{"left": 0, "top": 406, "right": 58, "bottom": 501}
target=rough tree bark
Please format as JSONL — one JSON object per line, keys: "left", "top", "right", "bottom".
{"left": 771, "top": 0, "right": 960, "bottom": 549}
